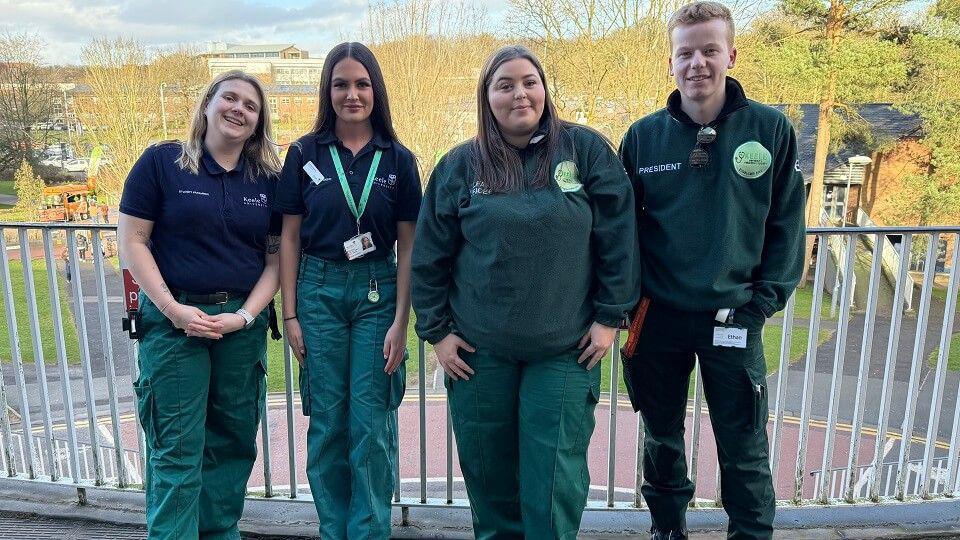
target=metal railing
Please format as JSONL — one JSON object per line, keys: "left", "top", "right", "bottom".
{"left": 0, "top": 222, "right": 959, "bottom": 518}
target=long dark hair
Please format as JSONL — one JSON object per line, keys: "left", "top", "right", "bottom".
{"left": 311, "top": 42, "right": 397, "bottom": 141}
{"left": 474, "top": 45, "right": 566, "bottom": 193}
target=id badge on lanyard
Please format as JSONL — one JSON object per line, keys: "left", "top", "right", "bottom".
{"left": 329, "top": 145, "right": 382, "bottom": 260}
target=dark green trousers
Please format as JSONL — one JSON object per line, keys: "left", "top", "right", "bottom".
{"left": 297, "top": 254, "right": 405, "bottom": 540}
{"left": 446, "top": 348, "right": 600, "bottom": 540}
{"left": 135, "top": 294, "right": 267, "bottom": 540}
{"left": 622, "top": 302, "right": 774, "bottom": 539}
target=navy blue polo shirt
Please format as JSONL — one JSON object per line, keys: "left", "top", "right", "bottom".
{"left": 119, "top": 142, "right": 282, "bottom": 294}
{"left": 274, "top": 130, "right": 422, "bottom": 260}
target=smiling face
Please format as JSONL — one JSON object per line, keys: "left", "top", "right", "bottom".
{"left": 669, "top": 18, "right": 736, "bottom": 106}
{"left": 203, "top": 79, "right": 261, "bottom": 147}
{"left": 330, "top": 57, "right": 374, "bottom": 126}
{"left": 486, "top": 58, "right": 545, "bottom": 145}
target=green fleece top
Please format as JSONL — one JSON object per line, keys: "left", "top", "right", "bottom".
{"left": 412, "top": 123, "right": 640, "bottom": 356}
{"left": 618, "top": 78, "right": 805, "bottom": 319}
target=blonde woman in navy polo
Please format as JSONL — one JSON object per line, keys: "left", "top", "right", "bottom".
{"left": 275, "top": 42, "right": 422, "bottom": 539}
{"left": 118, "top": 70, "right": 282, "bottom": 540}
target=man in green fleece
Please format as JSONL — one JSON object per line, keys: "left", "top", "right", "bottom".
{"left": 619, "top": 2, "right": 806, "bottom": 539}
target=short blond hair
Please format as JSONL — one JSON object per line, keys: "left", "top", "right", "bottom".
{"left": 668, "top": 1, "right": 736, "bottom": 46}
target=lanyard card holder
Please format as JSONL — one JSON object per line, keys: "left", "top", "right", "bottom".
{"left": 330, "top": 144, "right": 382, "bottom": 261}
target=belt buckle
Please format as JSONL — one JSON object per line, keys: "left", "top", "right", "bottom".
{"left": 213, "top": 292, "right": 229, "bottom": 304}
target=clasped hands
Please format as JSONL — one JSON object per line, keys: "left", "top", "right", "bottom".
{"left": 165, "top": 303, "right": 245, "bottom": 339}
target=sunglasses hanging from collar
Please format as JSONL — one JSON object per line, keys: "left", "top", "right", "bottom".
{"left": 688, "top": 126, "right": 717, "bottom": 168}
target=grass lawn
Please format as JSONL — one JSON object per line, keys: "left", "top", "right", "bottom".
{"left": 0, "top": 181, "right": 15, "bottom": 197}
{"left": 0, "top": 181, "right": 16, "bottom": 210}
{"left": 0, "top": 258, "right": 80, "bottom": 366}
{"left": 0, "top": 180, "right": 17, "bottom": 195}
{"left": 783, "top": 285, "right": 836, "bottom": 320}
{"left": 927, "top": 332, "right": 960, "bottom": 371}
{"left": 932, "top": 285, "right": 960, "bottom": 305}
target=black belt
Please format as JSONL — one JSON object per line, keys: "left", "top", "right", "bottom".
{"left": 169, "top": 290, "right": 282, "bottom": 341}
{"left": 171, "top": 290, "right": 246, "bottom": 304}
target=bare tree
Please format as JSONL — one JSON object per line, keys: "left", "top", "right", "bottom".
{"left": 507, "top": 0, "right": 764, "bottom": 140}
{"left": 362, "top": 0, "right": 489, "bottom": 179}
{"left": 0, "top": 32, "right": 58, "bottom": 172}
{"left": 75, "top": 39, "right": 206, "bottom": 201}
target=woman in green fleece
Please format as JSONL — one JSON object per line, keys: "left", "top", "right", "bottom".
{"left": 411, "top": 45, "right": 640, "bottom": 540}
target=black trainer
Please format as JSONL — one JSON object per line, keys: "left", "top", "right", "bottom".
{"left": 650, "top": 527, "right": 689, "bottom": 540}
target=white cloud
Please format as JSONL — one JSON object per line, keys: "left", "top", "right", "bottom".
{"left": 0, "top": 0, "right": 367, "bottom": 64}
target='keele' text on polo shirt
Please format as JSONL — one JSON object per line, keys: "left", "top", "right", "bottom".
{"left": 638, "top": 162, "right": 683, "bottom": 174}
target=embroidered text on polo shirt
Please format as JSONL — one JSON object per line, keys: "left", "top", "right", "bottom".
{"left": 179, "top": 189, "right": 210, "bottom": 196}
{"left": 373, "top": 173, "right": 399, "bottom": 189}
{"left": 243, "top": 194, "right": 269, "bottom": 208}
{"left": 638, "top": 162, "right": 683, "bottom": 174}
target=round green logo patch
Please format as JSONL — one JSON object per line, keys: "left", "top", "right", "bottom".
{"left": 732, "top": 141, "right": 772, "bottom": 179}
{"left": 554, "top": 161, "right": 582, "bottom": 192}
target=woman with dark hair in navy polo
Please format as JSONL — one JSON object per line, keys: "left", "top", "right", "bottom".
{"left": 275, "top": 42, "right": 421, "bottom": 539}
{"left": 118, "top": 70, "right": 282, "bottom": 539}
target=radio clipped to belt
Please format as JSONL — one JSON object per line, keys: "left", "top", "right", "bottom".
{"left": 121, "top": 268, "right": 142, "bottom": 340}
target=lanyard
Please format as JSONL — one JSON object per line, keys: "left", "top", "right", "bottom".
{"left": 329, "top": 144, "right": 382, "bottom": 223}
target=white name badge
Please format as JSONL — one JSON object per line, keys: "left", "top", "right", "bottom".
{"left": 713, "top": 326, "right": 747, "bottom": 348}
{"left": 343, "top": 232, "right": 376, "bottom": 260}
{"left": 303, "top": 161, "right": 324, "bottom": 184}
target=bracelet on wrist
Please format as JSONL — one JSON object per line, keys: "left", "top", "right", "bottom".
{"left": 159, "top": 299, "right": 175, "bottom": 315}
{"left": 283, "top": 315, "right": 297, "bottom": 321}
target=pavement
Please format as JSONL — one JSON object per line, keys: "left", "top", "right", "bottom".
{"left": 3, "top": 476, "right": 960, "bottom": 538}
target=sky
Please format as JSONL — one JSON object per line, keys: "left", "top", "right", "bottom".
{"left": 0, "top": 0, "right": 935, "bottom": 66}
{"left": 0, "top": 0, "right": 509, "bottom": 65}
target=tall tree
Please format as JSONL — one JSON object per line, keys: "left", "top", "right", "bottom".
{"left": 362, "top": 0, "right": 489, "bottom": 179}
{"left": 75, "top": 39, "right": 205, "bottom": 201}
{"left": 0, "top": 32, "right": 58, "bottom": 172}
{"left": 777, "top": 0, "right": 908, "bottom": 277}
{"left": 892, "top": 1, "right": 960, "bottom": 226}
{"left": 12, "top": 159, "right": 43, "bottom": 218}
{"left": 507, "top": 0, "right": 768, "bottom": 139}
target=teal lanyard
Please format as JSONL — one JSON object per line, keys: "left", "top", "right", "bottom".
{"left": 329, "top": 144, "right": 382, "bottom": 223}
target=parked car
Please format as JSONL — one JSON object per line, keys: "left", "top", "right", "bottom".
{"left": 62, "top": 158, "right": 89, "bottom": 173}
{"left": 39, "top": 157, "right": 64, "bottom": 168}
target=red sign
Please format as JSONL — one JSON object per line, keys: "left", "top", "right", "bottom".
{"left": 122, "top": 269, "right": 140, "bottom": 311}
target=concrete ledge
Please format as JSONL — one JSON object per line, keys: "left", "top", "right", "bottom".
{"left": 2, "top": 477, "right": 960, "bottom": 538}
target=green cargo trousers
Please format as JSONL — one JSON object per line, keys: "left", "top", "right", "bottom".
{"left": 134, "top": 294, "right": 268, "bottom": 540}
{"left": 446, "top": 348, "right": 601, "bottom": 540}
{"left": 296, "top": 254, "right": 406, "bottom": 540}
{"left": 622, "top": 301, "right": 774, "bottom": 539}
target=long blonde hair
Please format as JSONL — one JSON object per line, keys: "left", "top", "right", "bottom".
{"left": 177, "top": 70, "right": 281, "bottom": 179}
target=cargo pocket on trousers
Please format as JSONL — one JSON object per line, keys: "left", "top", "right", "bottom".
{"left": 573, "top": 369, "right": 602, "bottom": 455}
{"left": 133, "top": 378, "right": 158, "bottom": 445}
{"left": 388, "top": 350, "right": 408, "bottom": 411}
{"left": 747, "top": 370, "right": 768, "bottom": 434}
{"left": 298, "top": 364, "right": 312, "bottom": 417}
